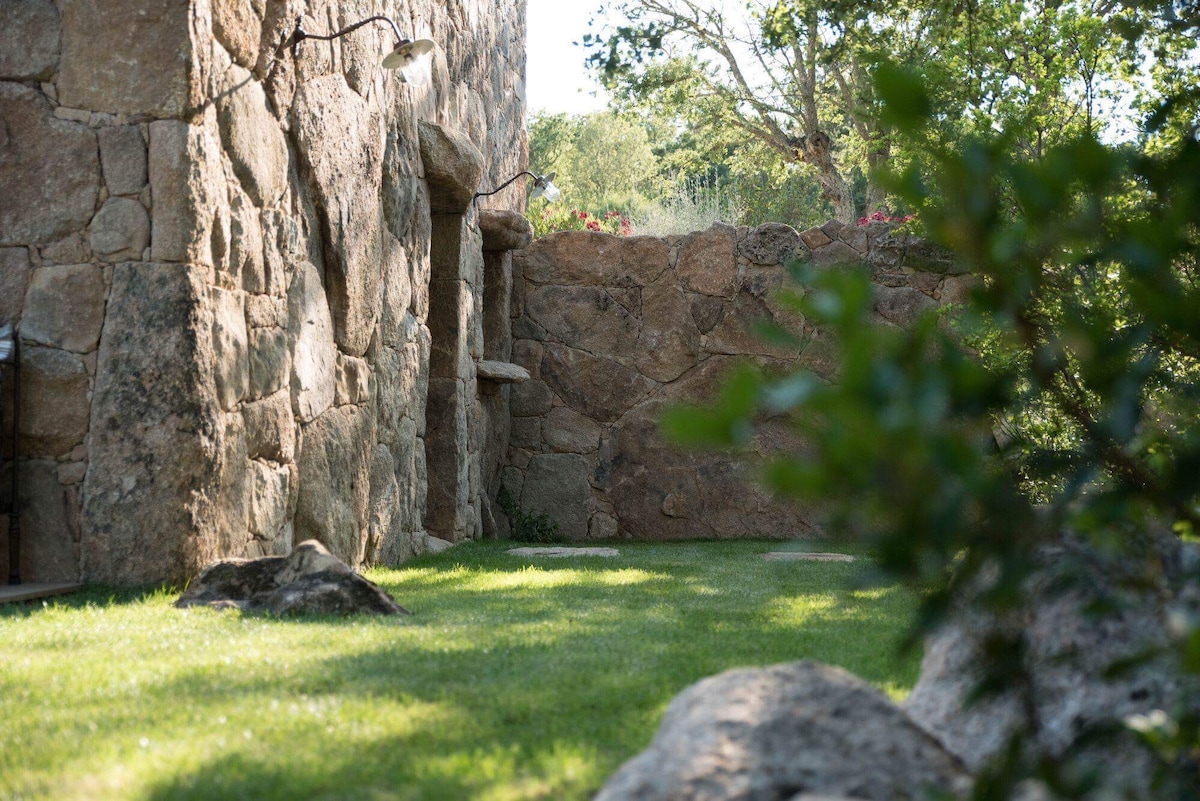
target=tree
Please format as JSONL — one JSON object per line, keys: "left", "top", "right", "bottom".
{"left": 527, "top": 111, "right": 659, "bottom": 212}
{"left": 586, "top": 0, "right": 1152, "bottom": 223}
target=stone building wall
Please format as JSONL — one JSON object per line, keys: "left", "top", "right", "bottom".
{"left": 0, "top": 0, "right": 528, "bottom": 584}
{"left": 504, "top": 220, "right": 974, "bottom": 541}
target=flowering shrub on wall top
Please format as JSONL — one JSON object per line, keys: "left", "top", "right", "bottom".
{"left": 856, "top": 210, "right": 915, "bottom": 226}
{"left": 527, "top": 206, "right": 633, "bottom": 238}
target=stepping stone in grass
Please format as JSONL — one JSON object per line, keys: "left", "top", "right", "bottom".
{"left": 507, "top": 547, "right": 620, "bottom": 558}
{"left": 761, "top": 552, "right": 856, "bottom": 563}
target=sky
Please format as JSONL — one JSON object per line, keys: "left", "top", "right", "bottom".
{"left": 525, "top": 0, "right": 611, "bottom": 116}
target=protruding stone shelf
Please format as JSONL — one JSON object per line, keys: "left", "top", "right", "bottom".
{"left": 476, "top": 360, "right": 530, "bottom": 383}
{"left": 480, "top": 209, "right": 534, "bottom": 252}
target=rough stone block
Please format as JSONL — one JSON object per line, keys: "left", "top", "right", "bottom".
{"left": 516, "top": 232, "right": 670, "bottom": 288}
{"left": 874, "top": 284, "right": 939, "bottom": 328}
{"left": 0, "top": 248, "right": 31, "bottom": 326}
{"left": 89, "top": 198, "right": 151, "bottom": 262}
{"left": 245, "top": 294, "right": 286, "bottom": 329}
{"left": 688, "top": 293, "right": 725, "bottom": 335}
{"left": 212, "top": 0, "right": 264, "bottom": 70}
{"left": 216, "top": 65, "right": 288, "bottom": 208}
{"left": 741, "top": 223, "right": 803, "bottom": 266}
{"left": 20, "top": 345, "right": 90, "bottom": 457}
{"left": 526, "top": 284, "right": 640, "bottom": 362}
{"left": 294, "top": 404, "right": 374, "bottom": 567}
{"left": 81, "top": 263, "right": 223, "bottom": 584}
{"left": 58, "top": 0, "right": 200, "bottom": 117}
{"left": 41, "top": 235, "right": 91, "bottom": 265}
{"left": 417, "top": 121, "right": 485, "bottom": 214}
{"left": 510, "top": 379, "right": 553, "bottom": 417}
{"left": 799, "top": 226, "right": 833, "bottom": 250}
{"left": 248, "top": 459, "right": 290, "bottom": 538}
{"left": 520, "top": 453, "right": 591, "bottom": 540}
{"left": 940, "top": 275, "right": 982, "bottom": 307}
{"left": 149, "top": 114, "right": 224, "bottom": 265}
{"left": 509, "top": 417, "right": 542, "bottom": 450}
{"left": 541, "top": 343, "right": 656, "bottom": 423}
{"left": 3, "top": 460, "right": 80, "bottom": 583}
{"left": 21, "top": 263, "right": 107, "bottom": 353}
{"left": 242, "top": 389, "right": 295, "bottom": 463}
{"left": 0, "top": 0, "right": 60, "bottom": 81}
{"left": 211, "top": 287, "right": 248, "bottom": 411}
{"left": 677, "top": 223, "right": 737, "bottom": 298}
{"left": 287, "top": 262, "right": 337, "bottom": 423}
{"left": 479, "top": 209, "right": 533, "bottom": 251}
{"left": 98, "top": 125, "right": 148, "bottom": 197}
{"left": 228, "top": 189, "right": 266, "bottom": 292}
{"left": 336, "top": 354, "right": 371, "bottom": 406}
{"left": 0, "top": 84, "right": 99, "bottom": 247}
{"left": 544, "top": 406, "right": 602, "bottom": 454}
{"left": 291, "top": 75, "right": 388, "bottom": 356}
{"left": 637, "top": 274, "right": 701, "bottom": 383}
{"left": 247, "top": 326, "right": 289, "bottom": 400}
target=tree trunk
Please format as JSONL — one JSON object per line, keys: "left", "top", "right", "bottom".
{"left": 863, "top": 144, "right": 891, "bottom": 216}
{"left": 796, "top": 130, "right": 856, "bottom": 224}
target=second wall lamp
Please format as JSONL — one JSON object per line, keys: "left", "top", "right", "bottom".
{"left": 277, "top": 15, "right": 436, "bottom": 84}
{"left": 474, "top": 171, "right": 562, "bottom": 203}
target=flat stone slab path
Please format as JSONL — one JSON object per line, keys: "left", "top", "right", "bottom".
{"left": 0, "top": 583, "right": 83, "bottom": 604}
{"left": 507, "top": 547, "right": 620, "bottom": 558}
{"left": 761, "top": 552, "right": 857, "bottom": 563}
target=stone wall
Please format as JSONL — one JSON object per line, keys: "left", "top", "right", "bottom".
{"left": 1, "top": 0, "right": 528, "bottom": 584}
{"left": 504, "top": 220, "right": 973, "bottom": 541}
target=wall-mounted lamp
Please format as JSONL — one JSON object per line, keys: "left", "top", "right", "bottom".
{"left": 474, "top": 171, "right": 562, "bottom": 203}
{"left": 276, "top": 15, "right": 436, "bottom": 84}
{"left": 0, "top": 324, "right": 19, "bottom": 586}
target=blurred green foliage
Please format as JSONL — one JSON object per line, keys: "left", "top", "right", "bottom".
{"left": 663, "top": 14, "right": 1200, "bottom": 795}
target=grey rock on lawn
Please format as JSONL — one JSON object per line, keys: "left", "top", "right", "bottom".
{"left": 176, "top": 540, "right": 410, "bottom": 616}
{"left": 904, "top": 534, "right": 1199, "bottom": 798}
{"left": 507, "top": 547, "right": 620, "bottom": 558}
{"left": 595, "top": 660, "right": 971, "bottom": 801}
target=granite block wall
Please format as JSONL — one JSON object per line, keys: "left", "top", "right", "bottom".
{"left": 504, "top": 220, "right": 975, "bottom": 541}
{"left": 0, "top": 0, "right": 528, "bottom": 583}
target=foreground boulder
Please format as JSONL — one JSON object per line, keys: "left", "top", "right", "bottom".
{"left": 175, "top": 540, "right": 410, "bottom": 616}
{"left": 904, "top": 534, "right": 1198, "bottom": 797}
{"left": 595, "top": 661, "right": 971, "bottom": 801}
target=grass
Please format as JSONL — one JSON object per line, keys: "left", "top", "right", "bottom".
{"left": 0, "top": 540, "right": 920, "bottom": 800}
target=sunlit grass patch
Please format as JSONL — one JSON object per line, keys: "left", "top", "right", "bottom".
{"left": 0, "top": 540, "right": 919, "bottom": 800}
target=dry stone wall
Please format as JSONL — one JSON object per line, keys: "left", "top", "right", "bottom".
{"left": 1, "top": 0, "right": 528, "bottom": 584}
{"left": 505, "top": 220, "right": 973, "bottom": 541}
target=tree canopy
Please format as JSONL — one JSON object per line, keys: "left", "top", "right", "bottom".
{"left": 584, "top": 0, "right": 1173, "bottom": 222}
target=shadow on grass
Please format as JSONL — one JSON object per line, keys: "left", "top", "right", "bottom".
{"left": 138, "top": 544, "right": 919, "bottom": 800}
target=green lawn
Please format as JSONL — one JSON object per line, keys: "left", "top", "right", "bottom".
{"left": 0, "top": 540, "right": 920, "bottom": 800}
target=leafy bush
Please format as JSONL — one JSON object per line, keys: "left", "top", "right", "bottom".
{"left": 664, "top": 59, "right": 1200, "bottom": 796}
{"left": 497, "top": 486, "right": 563, "bottom": 543}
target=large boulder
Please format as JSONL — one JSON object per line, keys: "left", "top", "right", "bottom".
{"left": 175, "top": 540, "right": 410, "bottom": 616}
{"left": 904, "top": 535, "right": 1198, "bottom": 798}
{"left": 596, "top": 661, "right": 971, "bottom": 801}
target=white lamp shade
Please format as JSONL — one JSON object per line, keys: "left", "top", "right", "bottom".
{"left": 531, "top": 172, "right": 561, "bottom": 203}
{"left": 382, "top": 38, "right": 435, "bottom": 84}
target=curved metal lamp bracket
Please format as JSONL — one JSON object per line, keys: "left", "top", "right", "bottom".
{"left": 277, "top": 15, "right": 405, "bottom": 58}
